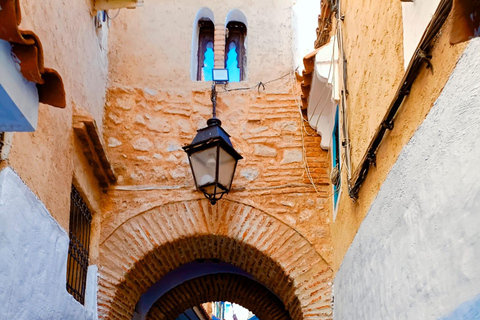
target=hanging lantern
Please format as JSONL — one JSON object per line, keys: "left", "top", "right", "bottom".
{"left": 183, "top": 117, "right": 242, "bottom": 205}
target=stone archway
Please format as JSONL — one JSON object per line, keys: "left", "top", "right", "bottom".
{"left": 98, "top": 199, "right": 332, "bottom": 320}
{"left": 147, "top": 273, "right": 290, "bottom": 320}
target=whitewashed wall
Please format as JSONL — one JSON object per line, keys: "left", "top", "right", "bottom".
{"left": 334, "top": 38, "right": 480, "bottom": 319}
{"left": 0, "top": 167, "right": 95, "bottom": 320}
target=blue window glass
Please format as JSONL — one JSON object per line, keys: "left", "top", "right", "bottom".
{"left": 226, "top": 42, "right": 241, "bottom": 82}
{"left": 225, "top": 21, "right": 246, "bottom": 81}
{"left": 197, "top": 19, "right": 214, "bottom": 81}
{"left": 203, "top": 41, "right": 214, "bottom": 81}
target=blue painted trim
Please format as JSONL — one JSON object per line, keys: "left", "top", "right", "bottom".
{"left": 0, "top": 84, "right": 34, "bottom": 132}
{"left": 440, "top": 294, "right": 480, "bottom": 320}
{"left": 332, "top": 105, "right": 340, "bottom": 210}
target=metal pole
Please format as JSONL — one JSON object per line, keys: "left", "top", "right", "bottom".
{"left": 211, "top": 83, "right": 217, "bottom": 118}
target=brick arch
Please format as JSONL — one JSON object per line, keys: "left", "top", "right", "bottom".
{"left": 98, "top": 199, "right": 332, "bottom": 320}
{"left": 146, "top": 273, "right": 290, "bottom": 320}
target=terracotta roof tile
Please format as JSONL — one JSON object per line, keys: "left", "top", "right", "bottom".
{"left": 0, "top": 0, "right": 66, "bottom": 108}
{"left": 298, "top": 49, "right": 319, "bottom": 119}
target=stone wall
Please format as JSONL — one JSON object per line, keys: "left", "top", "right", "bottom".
{"left": 334, "top": 38, "right": 480, "bottom": 320}
{"left": 97, "top": 200, "right": 333, "bottom": 320}
{"left": 99, "top": 3, "right": 335, "bottom": 316}
{"left": 101, "top": 0, "right": 333, "bottom": 253}
{"left": 102, "top": 87, "right": 332, "bottom": 262}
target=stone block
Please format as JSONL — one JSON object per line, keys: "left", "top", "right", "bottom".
{"left": 254, "top": 145, "right": 277, "bottom": 157}
{"left": 281, "top": 149, "right": 303, "bottom": 164}
{"left": 133, "top": 138, "right": 153, "bottom": 151}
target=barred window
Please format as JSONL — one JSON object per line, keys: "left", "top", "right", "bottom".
{"left": 66, "top": 186, "right": 92, "bottom": 304}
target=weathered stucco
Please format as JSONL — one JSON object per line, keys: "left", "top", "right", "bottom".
{"left": 107, "top": 0, "right": 295, "bottom": 88}
{"left": 0, "top": 167, "right": 94, "bottom": 320}
{"left": 5, "top": 0, "right": 108, "bottom": 230}
{"left": 331, "top": 0, "right": 468, "bottom": 271}
{"left": 341, "top": 0, "right": 405, "bottom": 170}
{"left": 334, "top": 38, "right": 480, "bottom": 319}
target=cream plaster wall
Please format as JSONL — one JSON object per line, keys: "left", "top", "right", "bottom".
{"left": 402, "top": 0, "right": 442, "bottom": 69}
{"left": 292, "top": 0, "right": 321, "bottom": 70}
{"left": 107, "top": 0, "right": 295, "bottom": 89}
{"left": 5, "top": 0, "right": 109, "bottom": 230}
{"left": 331, "top": 1, "right": 468, "bottom": 271}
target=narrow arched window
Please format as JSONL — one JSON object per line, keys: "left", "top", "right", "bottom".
{"left": 225, "top": 21, "right": 247, "bottom": 82}
{"left": 197, "top": 19, "right": 215, "bottom": 81}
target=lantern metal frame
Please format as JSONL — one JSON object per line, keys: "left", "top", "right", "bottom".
{"left": 183, "top": 84, "right": 243, "bottom": 205}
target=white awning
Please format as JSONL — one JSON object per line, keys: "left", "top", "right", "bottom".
{"left": 307, "top": 35, "right": 340, "bottom": 150}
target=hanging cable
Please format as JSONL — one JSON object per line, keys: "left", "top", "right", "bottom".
{"left": 218, "top": 71, "right": 294, "bottom": 94}
{"left": 106, "top": 9, "right": 121, "bottom": 20}
{"left": 291, "top": 72, "right": 326, "bottom": 197}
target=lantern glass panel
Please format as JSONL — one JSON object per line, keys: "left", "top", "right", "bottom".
{"left": 218, "top": 147, "right": 237, "bottom": 190}
{"left": 190, "top": 146, "right": 218, "bottom": 188}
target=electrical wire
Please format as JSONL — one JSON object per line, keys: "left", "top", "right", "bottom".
{"left": 214, "top": 66, "right": 329, "bottom": 197}
{"left": 106, "top": 9, "right": 121, "bottom": 20}
{"left": 217, "top": 71, "right": 294, "bottom": 94}
{"left": 291, "top": 72, "right": 325, "bottom": 197}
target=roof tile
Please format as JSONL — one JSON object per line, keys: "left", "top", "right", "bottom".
{"left": 0, "top": 0, "right": 66, "bottom": 108}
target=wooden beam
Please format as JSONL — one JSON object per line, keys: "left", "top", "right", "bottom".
{"left": 73, "top": 113, "right": 116, "bottom": 188}
{"left": 94, "top": 0, "right": 143, "bottom": 11}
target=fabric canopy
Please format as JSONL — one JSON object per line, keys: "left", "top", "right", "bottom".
{"left": 306, "top": 35, "right": 340, "bottom": 150}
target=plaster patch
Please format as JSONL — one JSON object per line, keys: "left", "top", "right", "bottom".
{"left": 147, "top": 117, "right": 171, "bottom": 133}
{"left": 240, "top": 167, "right": 259, "bottom": 181}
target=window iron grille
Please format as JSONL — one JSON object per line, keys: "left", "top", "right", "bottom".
{"left": 66, "top": 186, "right": 92, "bottom": 304}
